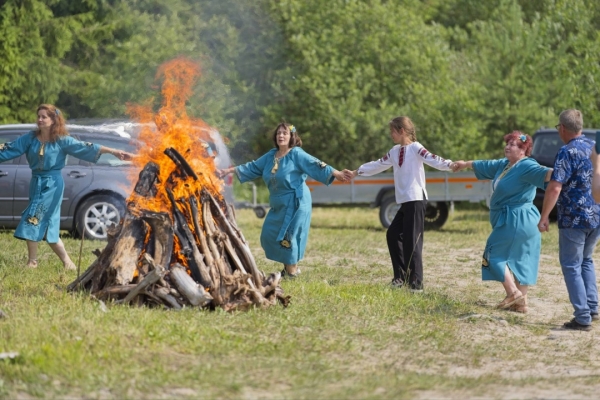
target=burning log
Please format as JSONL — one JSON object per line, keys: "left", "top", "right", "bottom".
{"left": 68, "top": 148, "right": 289, "bottom": 311}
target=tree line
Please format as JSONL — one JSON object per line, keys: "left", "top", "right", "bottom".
{"left": 1, "top": 0, "right": 600, "bottom": 166}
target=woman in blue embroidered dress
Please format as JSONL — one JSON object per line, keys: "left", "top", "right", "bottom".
{"left": 453, "top": 132, "right": 552, "bottom": 313}
{"left": 0, "top": 104, "right": 134, "bottom": 269}
{"left": 219, "top": 123, "right": 350, "bottom": 278}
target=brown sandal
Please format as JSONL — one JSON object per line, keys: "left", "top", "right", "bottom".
{"left": 508, "top": 295, "right": 528, "bottom": 313}
{"left": 495, "top": 290, "right": 523, "bottom": 309}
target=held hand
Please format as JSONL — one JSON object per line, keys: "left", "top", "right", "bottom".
{"left": 537, "top": 216, "right": 550, "bottom": 233}
{"left": 216, "top": 167, "right": 233, "bottom": 179}
{"left": 342, "top": 169, "right": 355, "bottom": 181}
{"left": 452, "top": 161, "right": 467, "bottom": 172}
{"left": 113, "top": 150, "right": 135, "bottom": 161}
{"left": 333, "top": 170, "right": 348, "bottom": 182}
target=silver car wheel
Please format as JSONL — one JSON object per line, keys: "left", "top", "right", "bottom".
{"left": 385, "top": 202, "right": 401, "bottom": 226}
{"left": 83, "top": 201, "right": 121, "bottom": 240}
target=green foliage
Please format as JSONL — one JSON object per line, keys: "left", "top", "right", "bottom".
{"left": 2, "top": 0, "right": 600, "bottom": 164}
{"left": 0, "top": 0, "right": 71, "bottom": 123}
{"left": 261, "top": 0, "right": 485, "bottom": 167}
{"left": 457, "top": 0, "right": 600, "bottom": 156}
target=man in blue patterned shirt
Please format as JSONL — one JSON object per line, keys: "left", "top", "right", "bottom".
{"left": 538, "top": 109, "right": 600, "bottom": 331}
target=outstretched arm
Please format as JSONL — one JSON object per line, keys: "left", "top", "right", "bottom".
{"left": 452, "top": 160, "right": 474, "bottom": 172}
{"left": 416, "top": 144, "right": 454, "bottom": 171}
{"left": 99, "top": 146, "right": 135, "bottom": 161}
{"left": 332, "top": 169, "right": 352, "bottom": 182}
{"left": 217, "top": 166, "right": 236, "bottom": 178}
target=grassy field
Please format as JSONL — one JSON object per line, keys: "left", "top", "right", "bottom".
{"left": 1, "top": 206, "right": 599, "bottom": 399}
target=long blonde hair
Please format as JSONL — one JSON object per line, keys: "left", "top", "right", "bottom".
{"left": 389, "top": 116, "right": 416, "bottom": 142}
{"left": 36, "top": 104, "right": 68, "bottom": 141}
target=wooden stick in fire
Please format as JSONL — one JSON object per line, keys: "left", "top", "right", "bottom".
{"left": 205, "top": 190, "right": 262, "bottom": 285}
{"left": 122, "top": 254, "right": 166, "bottom": 304}
{"left": 165, "top": 188, "right": 212, "bottom": 288}
{"left": 189, "top": 196, "right": 215, "bottom": 270}
{"left": 139, "top": 210, "right": 174, "bottom": 271}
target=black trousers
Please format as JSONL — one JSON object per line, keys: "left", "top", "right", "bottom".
{"left": 386, "top": 200, "right": 427, "bottom": 287}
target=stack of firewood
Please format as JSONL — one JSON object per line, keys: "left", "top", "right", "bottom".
{"left": 67, "top": 147, "right": 289, "bottom": 311}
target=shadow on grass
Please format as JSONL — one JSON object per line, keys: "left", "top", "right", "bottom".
{"left": 311, "top": 224, "right": 481, "bottom": 235}
{"left": 0, "top": 228, "right": 76, "bottom": 239}
{"left": 438, "top": 227, "right": 486, "bottom": 234}
{"left": 310, "top": 224, "right": 385, "bottom": 232}
{"left": 449, "top": 213, "right": 489, "bottom": 222}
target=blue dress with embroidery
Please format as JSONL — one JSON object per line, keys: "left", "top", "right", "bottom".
{"left": 236, "top": 147, "right": 335, "bottom": 264}
{"left": 0, "top": 131, "right": 101, "bottom": 243}
{"left": 473, "top": 157, "right": 549, "bottom": 285}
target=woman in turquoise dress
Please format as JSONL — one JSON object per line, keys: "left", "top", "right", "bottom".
{"left": 0, "top": 104, "right": 134, "bottom": 269}
{"left": 219, "top": 123, "right": 349, "bottom": 278}
{"left": 453, "top": 132, "right": 552, "bottom": 313}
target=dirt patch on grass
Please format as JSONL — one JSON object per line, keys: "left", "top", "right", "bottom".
{"left": 416, "top": 229, "right": 600, "bottom": 397}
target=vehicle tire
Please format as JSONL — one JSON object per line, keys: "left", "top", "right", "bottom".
{"left": 254, "top": 206, "right": 267, "bottom": 219}
{"left": 379, "top": 197, "right": 449, "bottom": 230}
{"left": 76, "top": 194, "right": 125, "bottom": 240}
{"left": 379, "top": 196, "right": 400, "bottom": 228}
{"left": 424, "top": 201, "right": 449, "bottom": 230}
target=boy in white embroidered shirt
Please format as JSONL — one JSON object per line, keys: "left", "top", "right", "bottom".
{"left": 349, "top": 116, "right": 456, "bottom": 292}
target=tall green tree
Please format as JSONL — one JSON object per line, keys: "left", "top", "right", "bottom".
{"left": 0, "top": 0, "right": 74, "bottom": 122}
{"left": 259, "top": 0, "right": 484, "bottom": 166}
{"left": 458, "top": 0, "right": 600, "bottom": 156}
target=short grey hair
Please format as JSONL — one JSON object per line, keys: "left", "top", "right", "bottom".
{"left": 559, "top": 109, "right": 583, "bottom": 133}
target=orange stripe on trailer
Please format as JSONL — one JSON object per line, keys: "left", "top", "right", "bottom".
{"left": 305, "top": 179, "right": 395, "bottom": 186}
{"left": 306, "top": 177, "right": 485, "bottom": 186}
{"left": 426, "top": 178, "right": 480, "bottom": 183}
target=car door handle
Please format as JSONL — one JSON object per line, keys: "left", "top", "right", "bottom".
{"left": 68, "top": 171, "right": 87, "bottom": 178}
{"left": 0, "top": 171, "right": 8, "bottom": 177}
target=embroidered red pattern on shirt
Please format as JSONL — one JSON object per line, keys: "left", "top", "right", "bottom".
{"left": 420, "top": 147, "right": 447, "bottom": 162}
{"left": 398, "top": 147, "right": 406, "bottom": 167}
{"left": 382, "top": 153, "right": 389, "bottom": 162}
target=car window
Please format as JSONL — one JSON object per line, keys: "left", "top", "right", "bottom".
{"left": 532, "top": 134, "right": 563, "bottom": 158}
{"left": 0, "top": 133, "right": 23, "bottom": 164}
{"left": 84, "top": 137, "right": 137, "bottom": 167}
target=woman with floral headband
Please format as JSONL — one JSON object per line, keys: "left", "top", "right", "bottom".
{"left": 453, "top": 131, "right": 552, "bottom": 313}
{"left": 0, "top": 104, "right": 135, "bottom": 270}
{"left": 218, "top": 123, "right": 350, "bottom": 278}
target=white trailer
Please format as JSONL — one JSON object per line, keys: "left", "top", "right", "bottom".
{"left": 306, "top": 171, "right": 492, "bottom": 229}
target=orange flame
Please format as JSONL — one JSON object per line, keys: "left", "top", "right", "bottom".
{"left": 126, "top": 57, "right": 223, "bottom": 212}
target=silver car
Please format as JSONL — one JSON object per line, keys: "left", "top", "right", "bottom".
{"left": 0, "top": 124, "right": 233, "bottom": 240}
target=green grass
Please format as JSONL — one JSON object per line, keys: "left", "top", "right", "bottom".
{"left": 0, "top": 208, "right": 598, "bottom": 399}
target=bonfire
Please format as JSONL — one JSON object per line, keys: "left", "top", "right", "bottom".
{"left": 67, "top": 58, "right": 289, "bottom": 311}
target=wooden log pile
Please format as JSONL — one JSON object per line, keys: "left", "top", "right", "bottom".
{"left": 68, "top": 147, "right": 290, "bottom": 311}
